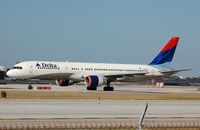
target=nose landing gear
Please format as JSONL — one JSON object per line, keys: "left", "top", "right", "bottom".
{"left": 28, "top": 82, "right": 33, "bottom": 90}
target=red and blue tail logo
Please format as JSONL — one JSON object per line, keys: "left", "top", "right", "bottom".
{"left": 149, "top": 36, "right": 179, "bottom": 65}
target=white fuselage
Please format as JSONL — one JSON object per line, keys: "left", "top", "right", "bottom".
{"left": 7, "top": 61, "right": 161, "bottom": 81}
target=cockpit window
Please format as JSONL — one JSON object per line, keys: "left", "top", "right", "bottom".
{"left": 12, "top": 66, "right": 22, "bottom": 69}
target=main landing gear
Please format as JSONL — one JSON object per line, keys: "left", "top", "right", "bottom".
{"left": 103, "top": 81, "right": 114, "bottom": 91}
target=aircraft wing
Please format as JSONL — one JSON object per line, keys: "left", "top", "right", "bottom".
{"left": 104, "top": 68, "right": 191, "bottom": 81}
{"left": 104, "top": 72, "right": 147, "bottom": 81}
{"left": 161, "top": 69, "right": 192, "bottom": 76}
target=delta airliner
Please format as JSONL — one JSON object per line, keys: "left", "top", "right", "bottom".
{"left": 6, "top": 36, "right": 190, "bottom": 91}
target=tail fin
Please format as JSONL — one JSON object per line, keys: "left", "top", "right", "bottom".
{"left": 149, "top": 36, "right": 179, "bottom": 65}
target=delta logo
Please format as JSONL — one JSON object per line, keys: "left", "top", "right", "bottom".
{"left": 36, "top": 63, "right": 59, "bottom": 70}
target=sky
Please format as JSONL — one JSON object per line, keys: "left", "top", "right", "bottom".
{"left": 0, "top": 0, "right": 200, "bottom": 77}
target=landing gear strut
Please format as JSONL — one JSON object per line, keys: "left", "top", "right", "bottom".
{"left": 103, "top": 81, "right": 114, "bottom": 91}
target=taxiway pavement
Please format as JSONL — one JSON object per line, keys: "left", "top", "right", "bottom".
{"left": 0, "top": 84, "right": 199, "bottom": 94}
{"left": 0, "top": 99, "right": 200, "bottom": 119}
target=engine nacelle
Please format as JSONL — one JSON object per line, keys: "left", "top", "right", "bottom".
{"left": 85, "top": 75, "right": 104, "bottom": 90}
{"left": 56, "top": 79, "right": 74, "bottom": 86}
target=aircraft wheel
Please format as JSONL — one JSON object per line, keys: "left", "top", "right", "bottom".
{"left": 104, "top": 86, "right": 114, "bottom": 91}
{"left": 28, "top": 84, "right": 33, "bottom": 90}
{"left": 87, "top": 87, "right": 97, "bottom": 90}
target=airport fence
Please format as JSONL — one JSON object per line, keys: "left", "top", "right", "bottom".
{"left": 0, "top": 119, "right": 200, "bottom": 130}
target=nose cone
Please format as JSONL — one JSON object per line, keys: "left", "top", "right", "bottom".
{"left": 6, "top": 70, "right": 14, "bottom": 77}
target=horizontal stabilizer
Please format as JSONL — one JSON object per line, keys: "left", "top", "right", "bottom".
{"left": 161, "top": 69, "right": 192, "bottom": 76}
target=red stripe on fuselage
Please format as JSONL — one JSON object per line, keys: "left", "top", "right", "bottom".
{"left": 160, "top": 37, "right": 179, "bottom": 52}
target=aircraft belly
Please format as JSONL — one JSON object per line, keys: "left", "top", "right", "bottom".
{"left": 31, "top": 73, "right": 72, "bottom": 80}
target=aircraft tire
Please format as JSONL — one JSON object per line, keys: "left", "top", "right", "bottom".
{"left": 104, "top": 86, "right": 114, "bottom": 91}
{"left": 87, "top": 87, "right": 97, "bottom": 90}
{"left": 28, "top": 85, "right": 33, "bottom": 90}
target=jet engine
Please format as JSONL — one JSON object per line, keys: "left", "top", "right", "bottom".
{"left": 56, "top": 79, "right": 74, "bottom": 86}
{"left": 85, "top": 75, "right": 104, "bottom": 90}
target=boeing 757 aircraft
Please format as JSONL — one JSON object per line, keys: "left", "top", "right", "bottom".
{"left": 7, "top": 36, "right": 190, "bottom": 91}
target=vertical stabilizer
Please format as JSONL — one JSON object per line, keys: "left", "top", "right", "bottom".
{"left": 149, "top": 36, "right": 179, "bottom": 65}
